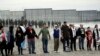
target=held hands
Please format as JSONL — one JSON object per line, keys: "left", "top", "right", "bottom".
{"left": 18, "top": 33, "right": 21, "bottom": 36}
{"left": 49, "top": 37, "right": 51, "bottom": 40}
{"left": 61, "top": 35, "right": 64, "bottom": 39}
{"left": 37, "top": 36, "right": 39, "bottom": 39}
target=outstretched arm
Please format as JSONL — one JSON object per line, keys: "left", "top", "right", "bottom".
{"left": 48, "top": 31, "right": 51, "bottom": 40}
{"left": 38, "top": 29, "right": 42, "bottom": 37}
{"left": 33, "top": 29, "right": 38, "bottom": 39}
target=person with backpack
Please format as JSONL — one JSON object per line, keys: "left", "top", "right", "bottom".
{"left": 15, "top": 24, "right": 25, "bottom": 55}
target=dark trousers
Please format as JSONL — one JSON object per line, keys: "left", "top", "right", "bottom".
{"left": 79, "top": 37, "right": 84, "bottom": 50}
{"left": 7, "top": 48, "right": 13, "bottom": 55}
{"left": 16, "top": 40, "right": 23, "bottom": 55}
{"left": 18, "top": 47, "right": 23, "bottom": 55}
{"left": 70, "top": 37, "right": 76, "bottom": 51}
{"left": 42, "top": 38, "right": 48, "bottom": 53}
{"left": 54, "top": 38, "right": 59, "bottom": 51}
{"left": 93, "top": 39, "right": 97, "bottom": 50}
{"left": 63, "top": 38, "right": 69, "bottom": 51}
{"left": 28, "top": 39, "right": 35, "bottom": 54}
{"left": 7, "top": 42, "right": 14, "bottom": 55}
{"left": 1, "top": 48, "right": 7, "bottom": 56}
{"left": 0, "top": 41, "right": 7, "bottom": 56}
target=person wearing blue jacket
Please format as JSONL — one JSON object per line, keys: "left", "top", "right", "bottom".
{"left": 53, "top": 25, "right": 60, "bottom": 52}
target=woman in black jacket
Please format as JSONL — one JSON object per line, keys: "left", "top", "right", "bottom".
{"left": 15, "top": 26, "right": 25, "bottom": 55}
{"left": 69, "top": 24, "right": 77, "bottom": 51}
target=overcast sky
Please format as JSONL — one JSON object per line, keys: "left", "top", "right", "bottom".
{"left": 0, "top": 0, "right": 100, "bottom": 11}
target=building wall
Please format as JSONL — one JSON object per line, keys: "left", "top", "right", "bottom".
{"left": 24, "top": 8, "right": 52, "bottom": 21}
{"left": 0, "top": 8, "right": 100, "bottom": 22}
{"left": 0, "top": 10, "right": 24, "bottom": 20}
{"left": 97, "top": 11, "right": 100, "bottom": 20}
{"left": 52, "top": 10, "right": 80, "bottom": 22}
{"left": 80, "top": 10, "right": 98, "bottom": 22}
{"left": 10, "top": 11, "right": 24, "bottom": 20}
{"left": 52, "top": 10, "right": 65, "bottom": 22}
{"left": 64, "top": 10, "right": 80, "bottom": 22}
{"left": 0, "top": 10, "right": 10, "bottom": 20}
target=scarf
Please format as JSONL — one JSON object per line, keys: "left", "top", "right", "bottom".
{"left": 71, "top": 27, "right": 76, "bottom": 37}
{"left": 94, "top": 28, "right": 99, "bottom": 40}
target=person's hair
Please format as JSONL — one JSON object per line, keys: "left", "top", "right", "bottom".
{"left": 95, "top": 24, "right": 98, "bottom": 28}
{"left": 0, "top": 25, "right": 3, "bottom": 30}
{"left": 64, "top": 21, "right": 67, "bottom": 24}
{"left": 9, "top": 26, "right": 14, "bottom": 33}
{"left": 87, "top": 27, "right": 90, "bottom": 29}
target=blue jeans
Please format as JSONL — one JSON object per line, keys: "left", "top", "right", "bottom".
{"left": 42, "top": 38, "right": 48, "bottom": 53}
{"left": 79, "top": 36, "right": 84, "bottom": 50}
{"left": 28, "top": 39, "right": 35, "bottom": 54}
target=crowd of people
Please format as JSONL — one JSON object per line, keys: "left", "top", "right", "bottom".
{"left": 0, "top": 21, "right": 100, "bottom": 56}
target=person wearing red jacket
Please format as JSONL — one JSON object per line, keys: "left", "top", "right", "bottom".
{"left": 86, "top": 27, "right": 93, "bottom": 51}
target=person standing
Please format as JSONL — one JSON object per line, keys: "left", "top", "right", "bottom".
{"left": 69, "top": 24, "right": 77, "bottom": 51}
{"left": 86, "top": 27, "right": 93, "bottom": 51}
{"left": 53, "top": 25, "right": 60, "bottom": 53}
{"left": 6, "top": 26, "right": 14, "bottom": 55}
{"left": 38, "top": 24, "right": 51, "bottom": 53}
{"left": 93, "top": 24, "right": 99, "bottom": 50}
{"left": 25, "top": 24, "right": 38, "bottom": 54}
{"left": 76, "top": 24, "right": 85, "bottom": 50}
{"left": 61, "top": 21, "right": 70, "bottom": 51}
{"left": 0, "top": 25, "right": 7, "bottom": 56}
{"left": 15, "top": 25, "right": 25, "bottom": 55}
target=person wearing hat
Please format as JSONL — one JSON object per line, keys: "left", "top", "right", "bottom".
{"left": 38, "top": 24, "right": 51, "bottom": 53}
{"left": 53, "top": 25, "right": 60, "bottom": 53}
{"left": 25, "top": 24, "right": 38, "bottom": 54}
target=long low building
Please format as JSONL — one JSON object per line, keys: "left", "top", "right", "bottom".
{"left": 0, "top": 8, "right": 100, "bottom": 23}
